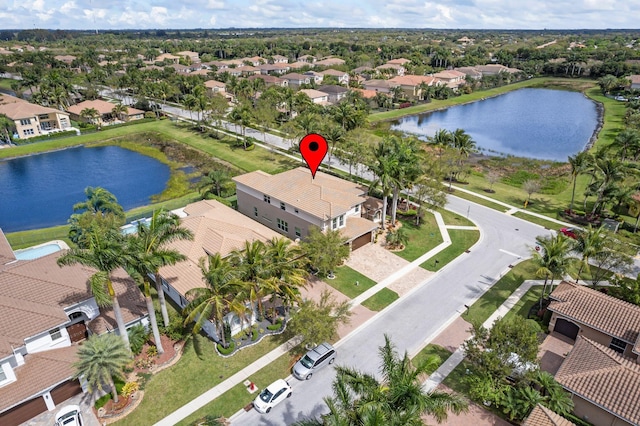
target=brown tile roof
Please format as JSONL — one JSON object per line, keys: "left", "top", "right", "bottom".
{"left": 555, "top": 337, "right": 640, "bottom": 425}
{"left": 0, "top": 94, "right": 68, "bottom": 120}
{"left": 233, "top": 168, "right": 368, "bottom": 220}
{"left": 320, "top": 69, "right": 347, "bottom": 77}
{"left": 522, "top": 404, "right": 575, "bottom": 426}
{"left": 353, "top": 88, "right": 381, "bottom": 99}
{"left": 315, "top": 57, "right": 345, "bottom": 66}
{"left": 629, "top": 75, "right": 640, "bottom": 84}
{"left": 548, "top": 281, "right": 640, "bottom": 344}
{"left": 388, "top": 75, "right": 436, "bottom": 87}
{"left": 159, "top": 200, "right": 281, "bottom": 296}
{"left": 281, "top": 73, "right": 309, "bottom": 81}
{"left": 388, "top": 58, "right": 411, "bottom": 65}
{"left": 341, "top": 216, "right": 377, "bottom": 243}
{"left": 248, "top": 75, "right": 285, "bottom": 85}
{"left": 299, "top": 89, "right": 329, "bottom": 100}
{"left": 287, "top": 61, "right": 309, "bottom": 69}
{"left": 204, "top": 80, "right": 226, "bottom": 89}
{"left": 0, "top": 345, "right": 78, "bottom": 412}
{"left": 0, "top": 229, "right": 16, "bottom": 267}
{"left": 67, "top": 99, "right": 118, "bottom": 116}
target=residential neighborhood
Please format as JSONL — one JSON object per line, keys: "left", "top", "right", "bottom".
{"left": 1, "top": 25, "right": 640, "bottom": 426}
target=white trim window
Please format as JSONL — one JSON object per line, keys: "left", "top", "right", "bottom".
{"left": 49, "top": 327, "right": 62, "bottom": 341}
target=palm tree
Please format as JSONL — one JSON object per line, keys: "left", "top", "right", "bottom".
{"left": 111, "top": 103, "right": 128, "bottom": 122}
{"left": 573, "top": 225, "right": 607, "bottom": 283}
{"left": 297, "top": 335, "right": 467, "bottom": 425}
{"left": 199, "top": 169, "right": 231, "bottom": 198}
{"left": 368, "top": 139, "right": 398, "bottom": 229}
{"left": 73, "top": 333, "right": 131, "bottom": 404}
{"left": 324, "top": 123, "right": 345, "bottom": 166}
{"left": 58, "top": 229, "right": 132, "bottom": 350}
{"left": 264, "top": 237, "right": 308, "bottom": 318}
{"left": 587, "top": 152, "right": 630, "bottom": 215}
{"left": 72, "top": 186, "right": 125, "bottom": 218}
{"left": 451, "top": 128, "right": 477, "bottom": 172}
{"left": 567, "top": 151, "right": 591, "bottom": 212}
{"left": 532, "top": 233, "right": 573, "bottom": 309}
{"left": 124, "top": 209, "right": 193, "bottom": 353}
{"left": 609, "top": 129, "right": 640, "bottom": 161}
{"left": 80, "top": 107, "right": 100, "bottom": 124}
{"left": 183, "top": 253, "right": 243, "bottom": 348}
{"left": 229, "top": 240, "right": 269, "bottom": 319}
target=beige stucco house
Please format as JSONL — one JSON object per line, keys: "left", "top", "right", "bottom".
{"left": 0, "top": 94, "right": 72, "bottom": 140}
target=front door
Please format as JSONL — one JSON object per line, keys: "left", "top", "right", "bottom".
{"left": 66, "top": 322, "right": 87, "bottom": 343}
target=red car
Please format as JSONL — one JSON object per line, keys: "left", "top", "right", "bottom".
{"left": 559, "top": 227, "right": 579, "bottom": 239}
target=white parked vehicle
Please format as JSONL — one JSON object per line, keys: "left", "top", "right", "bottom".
{"left": 253, "top": 379, "right": 292, "bottom": 413}
{"left": 54, "top": 405, "right": 83, "bottom": 426}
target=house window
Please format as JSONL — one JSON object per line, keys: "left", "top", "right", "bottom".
{"left": 254, "top": 207, "right": 258, "bottom": 217}
{"left": 339, "top": 215, "right": 344, "bottom": 227}
{"left": 332, "top": 217, "right": 337, "bottom": 229}
{"left": 609, "top": 337, "right": 626, "bottom": 353}
{"left": 280, "top": 202, "right": 285, "bottom": 210}
{"left": 0, "top": 368, "right": 6, "bottom": 382}
{"left": 263, "top": 194, "right": 271, "bottom": 203}
{"left": 295, "top": 227, "right": 301, "bottom": 238}
{"left": 294, "top": 208, "right": 299, "bottom": 214}
{"left": 49, "top": 327, "right": 62, "bottom": 341}
{"left": 277, "top": 218, "right": 288, "bottom": 232}
{"left": 23, "top": 129, "right": 35, "bottom": 136}
{"left": 355, "top": 205, "right": 360, "bottom": 213}
{"left": 20, "top": 118, "right": 31, "bottom": 125}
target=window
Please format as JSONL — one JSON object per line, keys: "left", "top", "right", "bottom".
{"left": 23, "top": 129, "right": 35, "bottom": 136}
{"left": 339, "top": 215, "right": 344, "bottom": 227}
{"left": 294, "top": 208, "right": 299, "bottom": 214}
{"left": 254, "top": 206, "right": 258, "bottom": 217}
{"left": 332, "top": 217, "right": 337, "bottom": 229}
{"left": 355, "top": 205, "right": 360, "bottom": 213}
{"left": 0, "top": 368, "right": 6, "bottom": 382}
{"left": 277, "top": 218, "right": 288, "bottom": 232}
{"left": 20, "top": 118, "right": 31, "bottom": 126}
{"left": 263, "top": 194, "right": 271, "bottom": 203}
{"left": 609, "top": 337, "right": 626, "bottom": 353}
{"left": 49, "top": 327, "right": 62, "bottom": 341}
{"left": 280, "top": 202, "right": 286, "bottom": 210}
{"left": 295, "top": 227, "right": 301, "bottom": 238}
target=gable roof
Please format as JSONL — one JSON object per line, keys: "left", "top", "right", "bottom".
{"left": 0, "top": 94, "right": 68, "bottom": 120}
{"left": 318, "top": 85, "right": 349, "bottom": 94}
{"left": 281, "top": 72, "right": 308, "bottom": 81}
{"left": 248, "top": 74, "right": 285, "bottom": 85}
{"left": 522, "top": 404, "right": 575, "bottom": 426}
{"left": 158, "top": 200, "right": 281, "bottom": 296}
{"left": 629, "top": 75, "right": 640, "bottom": 84}
{"left": 555, "top": 337, "right": 640, "bottom": 425}
{"left": 548, "top": 281, "right": 640, "bottom": 345}
{"left": 233, "top": 168, "right": 367, "bottom": 221}
{"left": 299, "top": 89, "right": 329, "bottom": 100}
{"left": 388, "top": 58, "right": 411, "bottom": 65}
{"left": 388, "top": 75, "right": 436, "bottom": 87}
{"left": 320, "top": 69, "right": 347, "bottom": 77}
{"left": 67, "top": 99, "right": 118, "bottom": 116}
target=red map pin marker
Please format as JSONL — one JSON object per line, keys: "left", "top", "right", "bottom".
{"left": 299, "top": 133, "right": 328, "bottom": 178}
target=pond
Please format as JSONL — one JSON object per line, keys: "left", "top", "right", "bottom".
{"left": 0, "top": 145, "right": 170, "bottom": 233}
{"left": 390, "top": 88, "right": 599, "bottom": 161}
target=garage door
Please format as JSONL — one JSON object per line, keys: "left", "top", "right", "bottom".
{"left": 351, "top": 232, "right": 372, "bottom": 251}
{"left": 66, "top": 322, "right": 87, "bottom": 343}
{"left": 0, "top": 395, "right": 47, "bottom": 426}
{"left": 51, "top": 379, "right": 82, "bottom": 405}
{"left": 554, "top": 318, "right": 579, "bottom": 340}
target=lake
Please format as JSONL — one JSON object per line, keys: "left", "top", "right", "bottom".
{"left": 390, "top": 88, "right": 599, "bottom": 161}
{"left": 0, "top": 145, "right": 170, "bottom": 233}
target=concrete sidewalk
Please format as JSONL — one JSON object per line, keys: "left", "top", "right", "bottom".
{"left": 422, "top": 280, "right": 542, "bottom": 392}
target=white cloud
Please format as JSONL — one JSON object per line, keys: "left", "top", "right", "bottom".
{"left": 60, "top": 1, "right": 77, "bottom": 14}
{"left": 207, "top": 0, "right": 224, "bottom": 9}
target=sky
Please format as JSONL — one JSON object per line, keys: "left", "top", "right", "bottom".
{"left": 1, "top": 0, "right": 639, "bottom": 31}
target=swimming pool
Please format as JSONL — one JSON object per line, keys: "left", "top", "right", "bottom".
{"left": 14, "top": 242, "right": 65, "bottom": 260}
{"left": 120, "top": 218, "right": 152, "bottom": 235}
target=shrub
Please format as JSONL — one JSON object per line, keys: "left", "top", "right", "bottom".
{"left": 136, "top": 372, "right": 152, "bottom": 390}
{"left": 146, "top": 345, "right": 158, "bottom": 358}
{"left": 134, "top": 356, "right": 155, "bottom": 370}
{"left": 94, "top": 393, "right": 111, "bottom": 409}
{"left": 267, "top": 322, "right": 283, "bottom": 331}
{"left": 144, "top": 111, "right": 156, "bottom": 119}
{"left": 251, "top": 327, "right": 259, "bottom": 341}
{"left": 159, "top": 311, "right": 189, "bottom": 341}
{"left": 217, "top": 341, "right": 235, "bottom": 355}
{"left": 128, "top": 325, "right": 149, "bottom": 355}
{"left": 121, "top": 381, "right": 139, "bottom": 398}
{"left": 223, "top": 322, "right": 232, "bottom": 343}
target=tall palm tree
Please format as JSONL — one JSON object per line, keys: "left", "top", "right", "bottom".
{"left": 183, "top": 253, "right": 243, "bottom": 348}
{"left": 72, "top": 186, "right": 125, "bottom": 218}
{"left": 80, "top": 107, "right": 100, "bottom": 124}
{"left": 368, "top": 140, "right": 398, "bottom": 229}
{"left": 58, "top": 229, "right": 132, "bottom": 350}
{"left": 124, "top": 209, "right": 193, "bottom": 353}
{"left": 609, "top": 129, "right": 640, "bottom": 162}
{"left": 199, "top": 169, "right": 231, "bottom": 198}
{"left": 567, "top": 151, "right": 591, "bottom": 212}
{"left": 229, "top": 240, "right": 269, "bottom": 319}
{"left": 111, "top": 103, "right": 128, "bottom": 122}
{"left": 573, "top": 225, "right": 607, "bottom": 283}
{"left": 264, "top": 237, "right": 308, "bottom": 318}
{"left": 587, "top": 153, "right": 630, "bottom": 215}
{"left": 296, "top": 335, "right": 467, "bottom": 425}
{"left": 73, "top": 333, "right": 131, "bottom": 404}
{"left": 532, "top": 233, "right": 573, "bottom": 309}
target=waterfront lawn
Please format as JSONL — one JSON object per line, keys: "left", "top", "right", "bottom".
{"left": 6, "top": 225, "right": 71, "bottom": 250}
{"left": 325, "top": 266, "right": 377, "bottom": 299}
{"left": 461, "top": 260, "right": 538, "bottom": 325}
{"left": 361, "top": 288, "right": 399, "bottom": 311}
{"left": 393, "top": 215, "right": 442, "bottom": 262}
{"left": 421, "top": 229, "right": 480, "bottom": 272}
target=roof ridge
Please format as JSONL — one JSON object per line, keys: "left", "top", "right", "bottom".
{"left": 580, "top": 337, "right": 640, "bottom": 373}
{"left": 562, "top": 281, "right": 640, "bottom": 311}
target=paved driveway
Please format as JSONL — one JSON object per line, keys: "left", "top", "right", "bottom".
{"left": 345, "top": 243, "right": 433, "bottom": 297}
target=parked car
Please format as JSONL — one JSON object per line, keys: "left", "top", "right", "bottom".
{"left": 253, "top": 379, "right": 292, "bottom": 413}
{"left": 292, "top": 342, "right": 336, "bottom": 380}
{"left": 559, "top": 227, "right": 580, "bottom": 239}
{"left": 54, "top": 405, "right": 83, "bottom": 426}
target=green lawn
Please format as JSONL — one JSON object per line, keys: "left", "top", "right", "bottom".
{"left": 421, "top": 229, "right": 480, "bottom": 272}
{"left": 447, "top": 188, "right": 510, "bottom": 213}
{"left": 512, "top": 211, "right": 564, "bottom": 230}
{"left": 361, "top": 288, "right": 399, "bottom": 311}
{"left": 461, "top": 260, "right": 539, "bottom": 325}
{"left": 0, "top": 78, "right": 15, "bottom": 90}
{"left": 501, "top": 285, "right": 545, "bottom": 326}
{"left": 114, "top": 332, "right": 292, "bottom": 426}
{"left": 412, "top": 344, "right": 452, "bottom": 375}
{"left": 6, "top": 225, "right": 71, "bottom": 250}
{"left": 441, "top": 358, "right": 475, "bottom": 395}
{"left": 438, "top": 208, "right": 475, "bottom": 227}
{"left": 393, "top": 216, "right": 443, "bottom": 262}
{"left": 325, "top": 265, "right": 377, "bottom": 299}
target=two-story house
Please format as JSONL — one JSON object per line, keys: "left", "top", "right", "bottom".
{"left": 233, "top": 168, "right": 378, "bottom": 251}
{"left": 317, "top": 85, "right": 349, "bottom": 104}
{"left": 320, "top": 69, "right": 349, "bottom": 85}
{"left": 0, "top": 94, "right": 72, "bottom": 140}
{"left": 281, "top": 73, "right": 311, "bottom": 87}
{"left": 299, "top": 89, "right": 330, "bottom": 105}
{"left": 0, "top": 231, "right": 147, "bottom": 425}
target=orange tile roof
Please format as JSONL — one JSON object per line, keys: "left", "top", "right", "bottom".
{"left": 159, "top": 200, "right": 281, "bottom": 296}
{"left": 555, "top": 337, "right": 640, "bottom": 425}
{"left": 388, "top": 75, "right": 436, "bottom": 87}
{"left": 67, "top": 99, "right": 118, "bottom": 116}
{"left": 353, "top": 88, "right": 381, "bottom": 99}
{"left": 0, "top": 94, "right": 67, "bottom": 120}
{"left": 548, "top": 281, "right": 640, "bottom": 344}
{"left": 233, "top": 168, "right": 367, "bottom": 221}
{"left": 0, "top": 345, "right": 78, "bottom": 412}
{"left": 522, "top": 404, "right": 576, "bottom": 426}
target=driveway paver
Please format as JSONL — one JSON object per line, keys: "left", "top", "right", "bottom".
{"left": 422, "top": 386, "right": 511, "bottom": 426}
{"left": 20, "top": 392, "right": 100, "bottom": 426}
{"left": 538, "top": 331, "right": 574, "bottom": 375}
